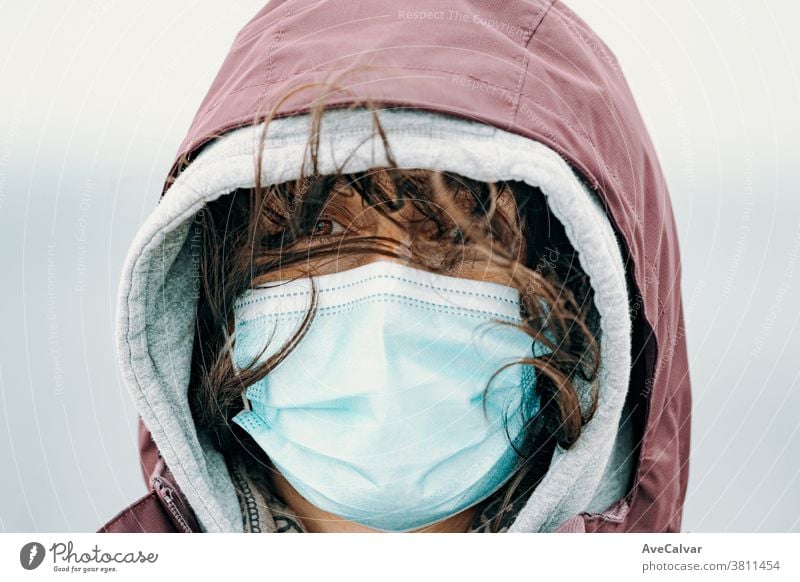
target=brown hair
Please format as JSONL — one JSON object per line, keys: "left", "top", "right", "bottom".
{"left": 187, "top": 81, "right": 601, "bottom": 531}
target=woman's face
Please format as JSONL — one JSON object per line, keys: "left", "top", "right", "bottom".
{"left": 255, "top": 176, "right": 525, "bottom": 288}
{"left": 247, "top": 177, "right": 530, "bottom": 532}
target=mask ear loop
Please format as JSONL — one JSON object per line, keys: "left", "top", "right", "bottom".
{"left": 227, "top": 313, "right": 253, "bottom": 413}
{"left": 241, "top": 390, "right": 253, "bottom": 412}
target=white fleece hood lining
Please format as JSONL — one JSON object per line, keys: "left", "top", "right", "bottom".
{"left": 117, "top": 108, "right": 632, "bottom": 533}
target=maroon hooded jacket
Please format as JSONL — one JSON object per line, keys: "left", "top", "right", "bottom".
{"left": 99, "top": 0, "right": 690, "bottom": 533}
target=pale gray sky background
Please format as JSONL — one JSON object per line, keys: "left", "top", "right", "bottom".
{"left": 1, "top": 1, "right": 798, "bottom": 532}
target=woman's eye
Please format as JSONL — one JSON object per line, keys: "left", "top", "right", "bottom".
{"left": 309, "top": 218, "right": 345, "bottom": 238}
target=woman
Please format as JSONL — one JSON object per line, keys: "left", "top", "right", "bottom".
{"left": 100, "top": 0, "right": 690, "bottom": 533}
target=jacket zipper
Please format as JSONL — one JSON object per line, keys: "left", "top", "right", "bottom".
{"left": 153, "top": 476, "right": 194, "bottom": 533}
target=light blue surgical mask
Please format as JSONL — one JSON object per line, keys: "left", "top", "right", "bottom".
{"left": 231, "top": 260, "right": 545, "bottom": 532}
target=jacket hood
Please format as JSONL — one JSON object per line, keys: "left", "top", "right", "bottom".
{"left": 116, "top": 0, "right": 690, "bottom": 533}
